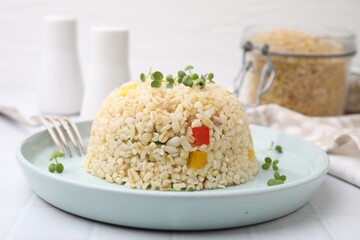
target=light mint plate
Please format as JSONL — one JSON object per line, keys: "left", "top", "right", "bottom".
{"left": 16, "top": 121, "right": 329, "bottom": 230}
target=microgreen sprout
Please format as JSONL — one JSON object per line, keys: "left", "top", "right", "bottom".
{"left": 267, "top": 171, "right": 287, "bottom": 186}
{"left": 262, "top": 157, "right": 287, "bottom": 186}
{"left": 166, "top": 74, "right": 174, "bottom": 89}
{"left": 140, "top": 66, "right": 214, "bottom": 89}
{"left": 185, "top": 65, "right": 194, "bottom": 71}
{"left": 261, "top": 157, "right": 280, "bottom": 171}
{"left": 261, "top": 157, "right": 272, "bottom": 170}
{"left": 207, "top": 73, "right": 214, "bottom": 82}
{"left": 275, "top": 145, "right": 283, "bottom": 153}
{"left": 140, "top": 68, "right": 152, "bottom": 82}
{"left": 274, "top": 171, "right": 286, "bottom": 181}
{"left": 140, "top": 73, "right": 146, "bottom": 82}
{"left": 272, "top": 160, "right": 279, "bottom": 170}
{"left": 269, "top": 141, "right": 283, "bottom": 153}
{"left": 150, "top": 71, "right": 163, "bottom": 88}
{"left": 261, "top": 142, "right": 286, "bottom": 186}
{"left": 48, "top": 151, "right": 65, "bottom": 173}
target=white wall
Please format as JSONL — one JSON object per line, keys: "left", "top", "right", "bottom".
{"left": 0, "top": 0, "right": 359, "bottom": 89}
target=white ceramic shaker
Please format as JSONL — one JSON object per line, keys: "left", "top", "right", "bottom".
{"left": 37, "top": 16, "right": 83, "bottom": 115}
{"left": 81, "top": 27, "right": 130, "bottom": 120}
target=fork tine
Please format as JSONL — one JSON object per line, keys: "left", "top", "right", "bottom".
{"left": 36, "top": 116, "right": 64, "bottom": 155}
{"left": 63, "top": 117, "right": 86, "bottom": 155}
{"left": 56, "top": 116, "right": 81, "bottom": 157}
{"left": 45, "top": 116, "right": 73, "bottom": 158}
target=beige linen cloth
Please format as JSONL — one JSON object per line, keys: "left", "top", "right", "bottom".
{"left": 246, "top": 104, "right": 360, "bottom": 187}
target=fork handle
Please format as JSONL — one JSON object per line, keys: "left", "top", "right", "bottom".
{"left": 0, "top": 106, "right": 40, "bottom": 127}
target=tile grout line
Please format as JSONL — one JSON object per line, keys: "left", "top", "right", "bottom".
{"left": 4, "top": 193, "right": 36, "bottom": 240}
{"left": 87, "top": 222, "right": 98, "bottom": 240}
{"left": 309, "top": 200, "right": 341, "bottom": 240}
{"left": 247, "top": 226, "right": 258, "bottom": 240}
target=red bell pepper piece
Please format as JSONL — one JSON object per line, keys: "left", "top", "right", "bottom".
{"left": 192, "top": 127, "right": 210, "bottom": 145}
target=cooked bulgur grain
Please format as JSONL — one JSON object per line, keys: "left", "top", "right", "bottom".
{"left": 82, "top": 80, "right": 259, "bottom": 191}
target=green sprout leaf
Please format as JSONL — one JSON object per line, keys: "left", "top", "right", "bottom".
{"left": 166, "top": 75, "right": 174, "bottom": 88}
{"left": 56, "top": 163, "right": 64, "bottom": 173}
{"left": 166, "top": 74, "right": 174, "bottom": 83}
{"left": 190, "top": 73, "right": 199, "bottom": 80}
{"left": 166, "top": 82, "right": 174, "bottom": 89}
{"left": 274, "top": 171, "right": 281, "bottom": 179}
{"left": 151, "top": 71, "right": 164, "bottom": 82}
{"left": 177, "top": 71, "right": 186, "bottom": 83}
{"left": 49, "top": 151, "right": 64, "bottom": 161}
{"left": 262, "top": 163, "right": 271, "bottom": 170}
{"left": 208, "top": 73, "right": 214, "bottom": 81}
{"left": 262, "top": 157, "right": 272, "bottom": 170}
{"left": 140, "top": 73, "right": 146, "bottom": 82}
{"left": 272, "top": 159, "right": 279, "bottom": 170}
{"left": 178, "top": 70, "right": 186, "bottom": 78}
{"left": 267, "top": 178, "right": 284, "bottom": 186}
{"left": 182, "top": 76, "right": 193, "bottom": 87}
{"left": 267, "top": 178, "right": 277, "bottom": 186}
{"left": 151, "top": 80, "right": 162, "bottom": 88}
{"left": 194, "top": 78, "right": 205, "bottom": 89}
{"left": 185, "top": 65, "right": 194, "bottom": 71}
{"left": 276, "top": 179, "right": 284, "bottom": 184}
{"left": 274, "top": 171, "right": 286, "bottom": 181}
{"left": 48, "top": 163, "right": 56, "bottom": 173}
{"left": 265, "top": 157, "right": 272, "bottom": 164}
{"left": 275, "top": 145, "right": 283, "bottom": 153}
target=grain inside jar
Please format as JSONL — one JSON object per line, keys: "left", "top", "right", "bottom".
{"left": 240, "top": 28, "right": 355, "bottom": 116}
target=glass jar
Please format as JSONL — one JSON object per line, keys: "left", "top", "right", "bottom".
{"left": 346, "top": 69, "right": 360, "bottom": 113}
{"left": 234, "top": 25, "right": 356, "bottom": 116}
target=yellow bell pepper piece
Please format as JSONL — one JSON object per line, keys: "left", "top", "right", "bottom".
{"left": 120, "top": 84, "right": 136, "bottom": 97}
{"left": 247, "top": 149, "right": 255, "bottom": 161}
{"left": 188, "top": 151, "right": 208, "bottom": 169}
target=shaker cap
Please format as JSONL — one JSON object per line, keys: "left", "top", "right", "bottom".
{"left": 43, "top": 16, "right": 77, "bottom": 51}
{"left": 90, "top": 27, "right": 129, "bottom": 65}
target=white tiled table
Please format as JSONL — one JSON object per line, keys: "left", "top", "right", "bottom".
{"left": 1, "top": 88, "right": 359, "bottom": 240}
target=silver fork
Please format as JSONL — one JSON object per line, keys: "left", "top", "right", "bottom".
{"left": 0, "top": 106, "right": 86, "bottom": 158}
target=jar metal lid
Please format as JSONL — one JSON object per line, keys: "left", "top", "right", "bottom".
{"left": 242, "top": 25, "right": 357, "bottom": 58}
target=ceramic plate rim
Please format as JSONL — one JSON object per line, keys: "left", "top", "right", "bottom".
{"left": 16, "top": 121, "right": 330, "bottom": 198}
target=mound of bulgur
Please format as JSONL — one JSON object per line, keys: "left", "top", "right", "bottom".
{"left": 82, "top": 80, "right": 259, "bottom": 191}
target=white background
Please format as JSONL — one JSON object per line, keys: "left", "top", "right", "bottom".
{"left": 1, "top": 2, "right": 360, "bottom": 239}
{"left": 0, "top": 0, "right": 359, "bottom": 89}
